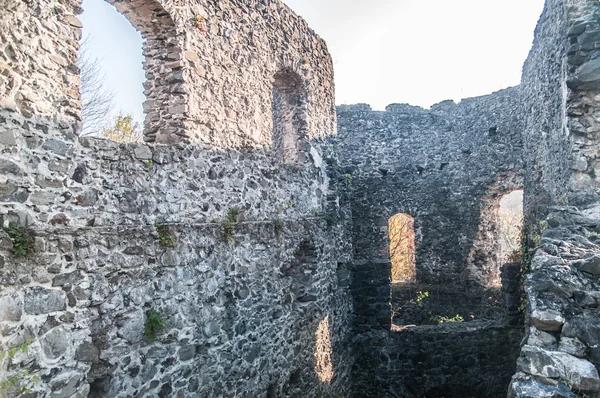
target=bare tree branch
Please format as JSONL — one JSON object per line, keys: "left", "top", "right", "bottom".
{"left": 77, "top": 36, "right": 115, "bottom": 136}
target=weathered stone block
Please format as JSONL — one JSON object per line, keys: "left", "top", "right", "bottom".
{"left": 41, "top": 327, "right": 70, "bottom": 359}
{"left": 531, "top": 309, "right": 565, "bottom": 332}
{"left": 518, "top": 346, "right": 600, "bottom": 391}
{"left": 75, "top": 341, "right": 100, "bottom": 363}
{"left": 134, "top": 145, "right": 152, "bottom": 160}
{"left": 0, "top": 293, "right": 23, "bottom": 322}
{"left": 24, "top": 287, "right": 67, "bottom": 314}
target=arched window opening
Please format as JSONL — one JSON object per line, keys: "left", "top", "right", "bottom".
{"left": 469, "top": 186, "right": 524, "bottom": 288}
{"left": 272, "top": 69, "right": 308, "bottom": 164}
{"left": 78, "top": 0, "right": 182, "bottom": 143}
{"left": 498, "top": 190, "right": 524, "bottom": 267}
{"left": 388, "top": 213, "right": 416, "bottom": 284}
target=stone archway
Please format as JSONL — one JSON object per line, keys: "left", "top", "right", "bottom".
{"left": 467, "top": 172, "right": 524, "bottom": 287}
{"left": 79, "top": 0, "right": 186, "bottom": 143}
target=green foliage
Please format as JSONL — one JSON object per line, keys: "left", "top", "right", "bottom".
{"left": 530, "top": 220, "right": 549, "bottom": 249}
{"left": 143, "top": 160, "right": 153, "bottom": 169}
{"left": 430, "top": 314, "right": 464, "bottom": 324}
{"left": 415, "top": 290, "right": 429, "bottom": 306}
{"left": 0, "top": 338, "right": 39, "bottom": 396}
{"left": 154, "top": 221, "right": 176, "bottom": 248}
{"left": 2, "top": 222, "right": 34, "bottom": 258}
{"left": 392, "top": 290, "right": 429, "bottom": 318}
{"left": 221, "top": 208, "right": 242, "bottom": 244}
{"left": 103, "top": 113, "right": 142, "bottom": 143}
{"left": 144, "top": 309, "right": 166, "bottom": 341}
{"left": 344, "top": 173, "right": 353, "bottom": 194}
{"left": 0, "top": 339, "right": 34, "bottom": 361}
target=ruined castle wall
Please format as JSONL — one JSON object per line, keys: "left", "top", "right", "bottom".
{"left": 509, "top": 0, "right": 600, "bottom": 396}
{"left": 352, "top": 322, "right": 523, "bottom": 398}
{"left": 337, "top": 88, "right": 525, "bottom": 286}
{"left": 0, "top": 115, "right": 354, "bottom": 397}
{"left": 521, "top": 0, "right": 600, "bottom": 218}
{"left": 0, "top": 0, "right": 353, "bottom": 397}
{"left": 520, "top": 0, "right": 571, "bottom": 221}
{"left": 336, "top": 90, "right": 525, "bottom": 397}
{"left": 180, "top": 0, "right": 337, "bottom": 148}
{"left": 0, "top": 0, "right": 335, "bottom": 146}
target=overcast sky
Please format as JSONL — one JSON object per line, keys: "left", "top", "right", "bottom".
{"left": 80, "top": 0, "right": 545, "bottom": 128}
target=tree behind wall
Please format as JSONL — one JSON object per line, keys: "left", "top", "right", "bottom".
{"left": 77, "top": 36, "right": 115, "bottom": 136}
{"left": 103, "top": 113, "right": 142, "bottom": 143}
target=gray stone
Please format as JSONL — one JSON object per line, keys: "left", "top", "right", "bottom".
{"left": 508, "top": 378, "right": 576, "bottom": 398}
{"left": 559, "top": 337, "right": 587, "bottom": 358}
{"left": 0, "top": 183, "right": 17, "bottom": 201}
{"left": 50, "top": 374, "right": 82, "bottom": 398}
{"left": 563, "top": 317, "right": 600, "bottom": 347}
{"left": 527, "top": 327, "right": 557, "bottom": 348}
{"left": 531, "top": 309, "right": 565, "bottom": 332}
{"left": 75, "top": 189, "right": 98, "bottom": 207}
{"left": 0, "top": 159, "right": 20, "bottom": 175}
{"left": 134, "top": 145, "right": 152, "bottom": 160}
{"left": 0, "top": 293, "right": 22, "bottom": 322}
{"left": 518, "top": 346, "right": 600, "bottom": 392}
{"left": 75, "top": 341, "right": 99, "bottom": 363}
{"left": 52, "top": 270, "right": 84, "bottom": 287}
{"left": 0, "top": 130, "right": 16, "bottom": 146}
{"left": 24, "top": 287, "right": 67, "bottom": 314}
{"left": 161, "top": 251, "right": 180, "bottom": 266}
{"left": 576, "top": 58, "right": 600, "bottom": 86}
{"left": 116, "top": 309, "right": 145, "bottom": 343}
{"left": 576, "top": 256, "right": 600, "bottom": 275}
{"left": 41, "top": 327, "right": 70, "bottom": 359}
{"left": 43, "top": 139, "right": 68, "bottom": 156}
{"left": 178, "top": 345, "right": 195, "bottom": 361}
{"left": 48, "top": 160, "right": 70, "bottom": 173}
{"left": 30, "top": 190, "right": 56, "bottom": 205}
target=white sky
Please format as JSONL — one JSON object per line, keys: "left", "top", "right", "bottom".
{"left": 80, "top": 0, "right": 545, "bottom": 127}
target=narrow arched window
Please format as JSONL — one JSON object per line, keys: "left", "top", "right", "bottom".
{"left": 272, "top": 69, "right": 307, "bottom": 164}
{"left": 388, "top": 213, "right": 416, "bottom": 284}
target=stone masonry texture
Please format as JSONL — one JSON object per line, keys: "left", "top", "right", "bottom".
{"left": 1, "top": 0, "right": 600, "bottom": 397}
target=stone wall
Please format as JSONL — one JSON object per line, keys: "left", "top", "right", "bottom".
{"left": 353, "top": 322, "right": 523, "bottom": 398}
{"left": 336, "top": 90, "right": 526, "bottom": 396}
{"left": 0, "top": 0, "right": 336, "bottom": 146}
{"left": 521, "top": 0, "right": 600, "bottom": 220}
{"left": 0, "top": 0, "right": 354, "bottom": 396}
{"left": 509, "top": 208, "right": 600, "bottom": 397}
{"left": 337, "top": 90, "right": 524, "bottom": 287}
{"left": 509, "top": 1, "right": 600, "bottom": 396}
{"left": 0, "top": 110, "right": 355, "bottom": 396}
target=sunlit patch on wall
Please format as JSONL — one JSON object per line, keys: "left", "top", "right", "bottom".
{"left": 314, "top": 316, "right": 333, "bottom": 383}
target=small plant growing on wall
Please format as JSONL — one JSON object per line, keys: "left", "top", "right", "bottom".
{"left": 154, "top": 221, "right": 176, "bottom": 248}
{"left": 144, "top": 309, "right": 166, "bottom": 341}
{"left": 344, "top": 173, "right": 354, "bottom": 195}
{"left": 2, "top": 222, "right": 35, "bottom": 257}
{"left": 222, "top": 208, "right": 242, "bottom": 244}
{"left": 430, "top": 314, "right": 464, "bottom": 324}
